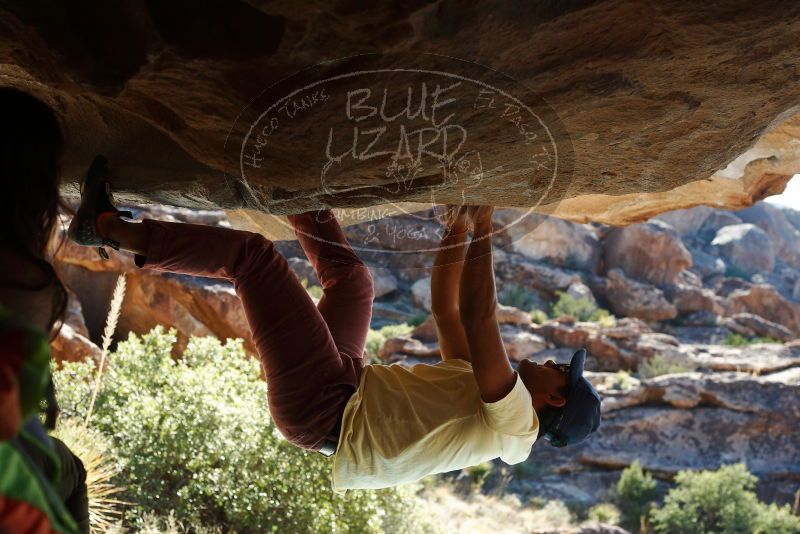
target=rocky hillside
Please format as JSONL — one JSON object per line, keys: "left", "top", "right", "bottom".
{"left": 51, "top": 200, "right": 800, "bottom": 511}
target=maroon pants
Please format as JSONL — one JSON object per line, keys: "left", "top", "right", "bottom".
{"left": 134, "top": 210, "right": 373, "bottom": 451}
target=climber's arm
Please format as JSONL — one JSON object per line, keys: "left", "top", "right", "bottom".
{"left": 432, "top": 207, "right": 471, "bottom": 362}
{"left": 459, "top": 207, "right": 515, "bottom": 403}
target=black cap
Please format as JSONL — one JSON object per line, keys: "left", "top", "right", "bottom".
{"left": 540, "top": 349, "right": 601, "bottom": 447}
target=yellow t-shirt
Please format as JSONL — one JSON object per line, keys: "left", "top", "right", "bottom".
{"left": 331, "top": 359, "right": 539, "bottom": 494}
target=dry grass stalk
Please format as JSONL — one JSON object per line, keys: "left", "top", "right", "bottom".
{"left": 83, "top": 273, "right": 126, "bottom": 431}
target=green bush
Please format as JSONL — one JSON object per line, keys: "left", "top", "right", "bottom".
{"left": 54, "top": 327, "right": 436, "bottom": 533}
{"left": 724, "top": 333, "right": 781, "bottom": 346}
{"left": 587, "top": 503, "right": 621, "bottom": 525}
{"left": 498, "top": 284, "right": 539, "bottom": 311}
{"left": 365, "top": 323, "right": 415, "bottom": 364}
{"left": 752, "top": 502, "right": 800, "bottom": 533}
{"left": 606, "top": 370, "right": 636, "bottom": 391}
{"left": 616, "top": 461, "right": 657, "bottom": 533}
{"left": 529, "top": 309, "right": 549, "bottom": 324}
{"left": 407, "top": 314, "right": 429, "bottom": 327}
{"left": 550, "top": 292, "right": 613, "bottom": 324}
{"left": 638, "top": 355, "right": 696, "bottom": 379}
{"left": 365, "top": 329, "right": 387, "bottom": 364}
{"left": 378, "top": 322, "right": 415, "bottom": 339}
{"left": 650, "top": 463, "right": 800, "bottom": 534}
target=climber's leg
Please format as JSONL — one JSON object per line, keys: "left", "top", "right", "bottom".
{"left": 287, "top": 210, "right": 374, "bottom": 369}
{"left": 102, "top": 218, "right": 357, "bottom": 450}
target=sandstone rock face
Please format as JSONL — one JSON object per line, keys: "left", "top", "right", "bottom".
{"left": 586, "top": 372, "right": 800, "bottom": 480}
{"left": 3, "top": 3, "right": 800, "bottom": 230}
{"left": 51, "top": 323, "right": 101, "bottom": 364}
{"left": 661, "top": 283, "right": 723, "bottom": 316}
{"left": 495, "top": 210, "right": 600, "bottom": 272}
{"left": 697, "top": 210, "right": 744, "bottom": 242}
{"left": 496, "top": 304, "right": 533, "bottom": 326}
{"left": 368, "top": 267, "right": 399, "bottom": 298}
{"left": 51, "top": 290, "right": 102, "bottom": 363}
{"left": 500, "top": 327, "right": 548, "bottom": 362}
{"left": 378, "top": 335, "right": 439, "bottom": 361}
{"left": 605, "top": 269, "right": 677, "bottom": 321}
{"left": 711, "top": 224, "right": 775, "bottom": 277}
{"left": 727, "top": 313, "right": 795, "bottom": 342}
{"left": 501, "top": 261, "right": 581, "bottom": 296}
{"left": 603, "top": 221, "right": 691, "bottom": 285}
{"left": 736, "top": 202, "right": 800, "bottom": 267}
{"left": 119, "top": 274, "right": 255, "bottom": 354}
{"left": 686, "top": 344, "right": 800, "bottom": 374}
{"left": 688, "top": 247, "right": 726, "bottom": 280}
{"left": 654, "top": 206, "right": 714, "bottom": 237}
{"left": 725, "top": 283, "right": 800, "bottom": 336}
{"left": 411, "top": 277, "right": 432, "bottom": 312}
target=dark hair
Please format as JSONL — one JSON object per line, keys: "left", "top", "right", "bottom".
{"left": 0, "top": 87, "right": 68, "bottom": 337}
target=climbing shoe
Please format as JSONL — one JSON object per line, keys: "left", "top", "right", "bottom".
{"left": 67, "top": 155, "right": 132, "bottom": 260}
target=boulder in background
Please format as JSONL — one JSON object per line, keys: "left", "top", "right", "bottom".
{"left": 711, "top": 223, "right": 775, "bottom": 277}
{"left": 605, "top": 269, "right": 678, "bottom": 321}
{"left": 603, "top": 221, "right": 692, "bottom": 286}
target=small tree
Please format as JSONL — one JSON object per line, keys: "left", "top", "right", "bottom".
{"left": 498, "top": 284, "right": 539, "bottom": 311}
{"left": 550, "top": 291, "right": 613, "bottom": 324}
{"left": 651, "top": 463, "right": 800, "bottom": 534}
{"left": 616, "top": 461, "right": 657, "bottom": 533}
{"left": 587, "top": 502, "right": 621, "bottom": 525}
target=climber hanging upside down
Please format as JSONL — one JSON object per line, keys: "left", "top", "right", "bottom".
{"left": 69, "top": 158, "right": 601, "bottom": 494}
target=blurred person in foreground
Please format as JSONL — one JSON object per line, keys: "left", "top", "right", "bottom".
{"left": 0, "top": 88, "right": 89, "bottom": 533}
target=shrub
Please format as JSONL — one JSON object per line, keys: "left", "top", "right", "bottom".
{"left": 753, "top": 502, "right": 800, "bottom": 533}
{"left": 365, "top": 323, "right": 415, "bottom": 364}
{"left": 597, "top": 313, "right": 617, "bottom": 328}
{"left": 365, "top": 329, "right": 388, "bottom": 364}
{"left": 54, "top": 327, "right": 436, "bottom": 533}
{"left": 379, "top": 322, "right": 415, "bottom": 339}
{"left": 587, "top": 503, "right": 621, "bottom": 525}
{"left": 606, "top": 370, "right": 636, "bottom": 391}
{"left": 528, "top": 495, "right": 548, "bottom": 509}
{"left": 529, "top": 309, "right": 549, "bottom": 324}
{"left": 650, "top": 463, "right": 800, "bottom": 534}
{"left": 498, "top": 284, "right": 539, "bottom": 311}
{"left": 550, "top": 292, "right": 613, "bottom": 324}
{"left": 534, "top": 500, "right": 573, "bottom": 527}
{"left": 512, "top": 461, "right": 552, "bottom": 480}
{"left": 724, "top": 333, "right": 781, "bottom": 346}
{"left": 616, "top": 461, "right": 657, "bottom": 532}
{"left": 638, "top": 355, "right": 696, "bottom": 379}
{"left": 407, "top": 314, "right": 429, "bottom": 327}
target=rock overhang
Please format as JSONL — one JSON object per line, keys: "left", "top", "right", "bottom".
{"left": 1, "top": 0, "right": 799, "bottom": 234}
